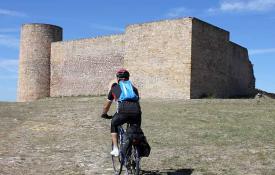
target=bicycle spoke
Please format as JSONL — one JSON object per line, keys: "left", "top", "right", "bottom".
{"left": 124, "top": 145, "right": 140, "bottom": 175}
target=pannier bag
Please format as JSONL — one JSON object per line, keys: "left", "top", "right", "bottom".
{"left": 137, "top": 136, "right": 151, "bottom": 157}
{"left": 126, "top": 125, "right": 151, "bottom": 157}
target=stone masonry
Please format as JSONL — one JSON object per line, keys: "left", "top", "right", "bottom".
{"left": 125, "top": 18, "right": 192, "bottom": 99}
{"left": 17, "top": 17, "right": 255, "bottom": 102}
{"left": 50, "top": 35, "right": 124, "bottom": 97}
{"left": 17, "top": 24, "right": 62, "bottom": 102}
{"left": 191, "top": 19, "right": 255, "bottom": 98}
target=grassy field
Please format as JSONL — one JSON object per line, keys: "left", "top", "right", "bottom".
{"left": 0, "top": 97, "right": 275, "bottom": 175}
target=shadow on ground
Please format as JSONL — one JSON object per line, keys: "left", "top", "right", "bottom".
{"left": 141, "top": 169, "right": 193, "bottom": 175}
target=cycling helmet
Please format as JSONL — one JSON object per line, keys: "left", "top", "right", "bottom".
{"left": 116, "top": 68, "right": 130, "bottom": 80}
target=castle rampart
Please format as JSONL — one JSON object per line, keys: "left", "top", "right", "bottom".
{"left": 17, "top": 24, "right": 62, "bottom": 102}
{"left": 190, "top": 18, "right": 255, "bottom": 98}
{"left": 17, "top": 17, "right": 255, "bottom": 101}
{"left": 124, "top": 18, "right": 192, "bottom": 99}
{"left": 50, "top": 34, "right": 124, "bottom": 97}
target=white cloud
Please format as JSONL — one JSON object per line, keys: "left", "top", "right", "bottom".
{"left": 249, "top": 48, "right": 275, "bottom": 55}
{"left": 0, "top": 34, "right": 19, "bottom": 48}
{"left": 166, "top": 7, "right": 191, "bottom": 18}
{"left": 208, "top": 0, "right": 275, "bottom": 13}
{"left": 0, "top": 59, "right": 18, "bottom": 73}
{"left": 0, "top": 8, "right": 27, "bottom": 17}
{"left": 90, "top": 24, "right": 124, "bottom": 32}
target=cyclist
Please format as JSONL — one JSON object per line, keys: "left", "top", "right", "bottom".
{"left": 101, "top": 69, "right": 142, "bottom": 156}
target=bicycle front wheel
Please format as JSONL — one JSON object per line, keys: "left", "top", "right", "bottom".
{"left": 111, "top": 143, "right": 123, "bottom": 175}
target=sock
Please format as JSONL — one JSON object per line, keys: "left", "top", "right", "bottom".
{"left": 113, "top": 145, "right": 118, "bottom": 150}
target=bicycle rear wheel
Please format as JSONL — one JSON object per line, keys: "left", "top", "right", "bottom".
{"left": 125, "top": 146, "right": 140, "bottom": 175}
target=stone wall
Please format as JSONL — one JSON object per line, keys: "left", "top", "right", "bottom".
{"left": 124, "top": 18, "right": 193, "bottom": 99}
{"left": 190, "top": 18, "right": 255, "bottom": 98}
{"left": 17, "top": 24, "right": 62, "bottom": 102}
{"left": 50, "top": 35, "right": 124, "bottom": 97}
{"left": 17, "top": 17, "right": 256, "bottom": 101}
{"left": 227, "top": 42, "right": 255, "bottom": 96}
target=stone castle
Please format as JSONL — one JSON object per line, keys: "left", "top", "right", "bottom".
{"left": 17, "top": 17, "right": 255, "bottom": 102}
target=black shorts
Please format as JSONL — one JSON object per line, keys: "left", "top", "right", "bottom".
{"left": 111, "top": 112, "right": 141, "bottom": 133}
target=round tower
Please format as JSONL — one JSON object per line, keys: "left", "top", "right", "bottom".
{"left": 17, "top": 24, "right": 62, "bottom": 102}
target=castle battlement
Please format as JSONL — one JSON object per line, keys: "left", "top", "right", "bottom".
{"left": 17, "top": 17, "right": 255, "bottom": 102}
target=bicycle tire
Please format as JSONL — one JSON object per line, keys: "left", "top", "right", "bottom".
{"left": 111, "top": 143, "right": 123, "bottom": 175}
{"left": 125, "top": 145, "right": 140, "bottom": 175}
{"left": 134, "top": 146, "right": 140, "bottom": 175}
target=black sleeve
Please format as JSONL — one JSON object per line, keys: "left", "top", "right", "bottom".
{"left": 107, "top": 83, "right": 118, "bottom": 101}
{"left": 107, "top": 90, "right": 114, "bottom": 101}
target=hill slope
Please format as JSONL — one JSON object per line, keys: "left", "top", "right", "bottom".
{"left": 0, "top": 97, "right": 275, "bottom": 175}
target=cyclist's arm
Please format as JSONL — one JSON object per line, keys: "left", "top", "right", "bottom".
{"left": 102, "top": 100, "right": 112, "bottom": 114}
{"left": 102, "top": 89, "right": 114, "bottom": 115}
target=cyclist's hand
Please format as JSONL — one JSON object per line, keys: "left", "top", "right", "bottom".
{"left": 101, "top": 113, "right": 112, "bottom": 119}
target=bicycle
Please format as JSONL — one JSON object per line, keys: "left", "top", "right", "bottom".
{"left": 112, "top": 123, "right": 141, "bottom": 175}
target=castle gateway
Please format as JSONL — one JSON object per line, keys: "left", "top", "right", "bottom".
{"left": 17, "top": 17, "right": 255, "bottom": 102}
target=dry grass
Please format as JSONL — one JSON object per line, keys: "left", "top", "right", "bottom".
{"left": 0, "top": 97, "right": 274, "bottom": 175}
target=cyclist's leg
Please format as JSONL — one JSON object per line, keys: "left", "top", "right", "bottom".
{"left": 111, "top": 113, "right": 129, "bottom": 152}
{"left": 128, "top": 113, "right": 141, "bottom": 127}
{"left": 111, "top": 113, "right": 129, "bottom": 132}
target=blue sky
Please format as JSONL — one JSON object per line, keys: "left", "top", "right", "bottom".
{"left": 0, "top": 0, "right": 275, "bottom": 101}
